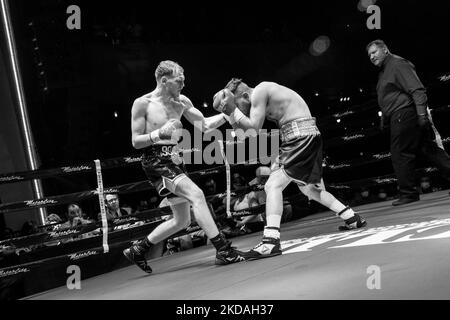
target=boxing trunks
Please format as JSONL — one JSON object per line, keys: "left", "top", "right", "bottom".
{"left": 278, "top": 117, "right": 323, "bottom": 186}
{"left": 141, "top": 144, "right": 187, "bottom": 196}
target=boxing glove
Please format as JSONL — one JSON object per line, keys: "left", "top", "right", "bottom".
{"left": 150, "top": 119, "right": 183, "bottom": 143}
{"left": 212, "top": 89, "right": 236, "bottom": 115}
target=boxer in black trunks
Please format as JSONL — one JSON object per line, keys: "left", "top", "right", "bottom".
{"left": 213, "top": 79, "right": 367, "bottom": 259}
{"left": 123, "top": 61, "right": 248, "bottom": 273}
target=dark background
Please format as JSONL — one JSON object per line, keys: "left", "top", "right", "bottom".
{"left": 6, "top": 0, "right": 450, "bottom": 200}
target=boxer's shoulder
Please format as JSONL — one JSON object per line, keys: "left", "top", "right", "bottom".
{"left": 134, "top": 94, "right": 154, "bottom": 107}
{"left": 255, "top": 81, "right": 275, "bottom": 91}
{"left": 178, "top": 94, "right": 193, "bottom": 108}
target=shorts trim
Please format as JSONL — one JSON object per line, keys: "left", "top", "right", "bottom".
{"left": 159, "top": 174, "right": 188, "bottom": 196}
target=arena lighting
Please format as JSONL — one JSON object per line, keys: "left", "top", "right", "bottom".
{"left": 1, "top": 0, "right": 46, "bottom": 224}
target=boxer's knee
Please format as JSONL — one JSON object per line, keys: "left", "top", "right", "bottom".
{"left": 299, "top": 184, "right": 320, "bottom": 201}
{"left": 185, "top": 185, "right": 206, "bottom": 207}
{"left": 173, "top": 213, "right": 191, "bottom": 229}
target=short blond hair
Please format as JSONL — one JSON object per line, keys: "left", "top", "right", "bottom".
{"left": 155, "top": 60, "right": 183, "bottom": 82}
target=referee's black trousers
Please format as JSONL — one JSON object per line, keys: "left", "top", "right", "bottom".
{"left": 390, "top": 107, "right": 450, "bottom": 199}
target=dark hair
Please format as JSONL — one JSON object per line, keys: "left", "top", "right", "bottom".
{"left": 366, "top": 39, "right": 389, "bottom": 52}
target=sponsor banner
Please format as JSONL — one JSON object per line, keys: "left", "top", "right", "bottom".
{"left": 0, "top": 175, "right": 24, "bottom": 182}
{"left": 281, "top": 219, "right": 450, "bottom": 255}
{"left": 342, "top": 134, "right": 365, "bottom": 141}
{"left": 68, "top": 250, "right": 99, "bottom": 261}
{"left": 0, "top": 267, "right": 31, "bottom": 278}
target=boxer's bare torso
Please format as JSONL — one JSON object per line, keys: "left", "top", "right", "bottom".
{"left": 253, "top": 82, "right": 312, "bottom": 127}
{"left": 132, "top": 92, "right": 189, "bottom": 146}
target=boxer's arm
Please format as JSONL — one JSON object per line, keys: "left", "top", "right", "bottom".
{"left": 131, "top": 98, "right": 151, "bottom": 149}
{"left": 182, "top": 97, "right": 227, "bottom": 132}
{"left": 229, "top": 85, "right": 267, "bottom": 131}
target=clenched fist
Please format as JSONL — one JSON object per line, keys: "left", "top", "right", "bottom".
{"left": 158, "top": 119, "right": 183, "bottom": 140}
{"left": 212, "top": 89, "right": 237, "bottom": 116}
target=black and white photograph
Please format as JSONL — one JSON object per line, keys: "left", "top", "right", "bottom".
{"left": 1, "top": 0, "right": 450, "bottom": 305}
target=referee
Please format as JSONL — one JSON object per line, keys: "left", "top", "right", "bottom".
{"left": 367, "top": 39, "right": 450, "bottom": 206}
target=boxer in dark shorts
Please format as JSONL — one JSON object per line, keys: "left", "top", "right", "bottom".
{"left": 213, "top": 78, "right": 367, "bottom": 260}
{"left": 141, "top": 144, "right": 187, "bottom": 197}
{"left": 279, "top": 118, "right": 323, "bottom": 186}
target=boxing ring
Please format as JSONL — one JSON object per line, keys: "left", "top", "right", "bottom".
{"left": 25, "top": 190, "right": 450, "bottom": 300}
{"left": 1, "top": 102, "right": 449, "bottom": 300}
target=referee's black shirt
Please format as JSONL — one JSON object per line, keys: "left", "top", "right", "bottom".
{"left": 376, "top": 54, "right": 428, "bottom": 118}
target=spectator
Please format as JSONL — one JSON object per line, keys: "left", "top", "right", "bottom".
{"left": 204, "top": 178, "right": 217, "bottom": 196}
{"left": 62, "top": 203, "right": 93, "bottom": 228}
{"left": 225, "top": 166, "right": 277, "bottom": 236}
{"left": 98, "top": 193, "right": 129, "bottom": 222}
{"left": 121, "top": 202, "right": 133, "bottom": 215}
{"left": 149, "top": 196, "right": 159, "bottom": 208}
{"left": 45, "top": 213, "right": 63, "bottom": 225}
{"left": 350, "top": 186, "right": 378, "bottom": 206}
{"left": 43, "top": 213, "right": 64, "bottom": 232}
{"left": 20, "top": 220, "right": 39, "bottom": 236}
{"left": 419, "top": 175, "right": 434, "bottom": 194}
{"left": 376, "top": 188, "right": 389, "bottom": 201}
{"left": 200, "top": 178, "right": 240, "bottom": 238}
{"left": 232, "top": 172, "right": 247, "bottom": 191}
{"left": 136, "top": 199, "right": 150, "bottom": 213}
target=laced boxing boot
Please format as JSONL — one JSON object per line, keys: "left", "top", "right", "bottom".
{"left": 123, "top": 238, "right": 153, "bottom": 273}
{"left": 338, "top": 207, "right": 367, "bottom": 231}
{"left": 215, "top": 240, "right": 249, "bottom": 265}
{"left": 244, "top": 236, "right": 282, "bottom": 260}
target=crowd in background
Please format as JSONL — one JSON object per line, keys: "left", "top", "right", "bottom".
{"left": 0, "top": 167, "right": 445, "bottom": 261}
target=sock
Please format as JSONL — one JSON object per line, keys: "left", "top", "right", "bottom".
{"left": 263, "top": 226, "right": 280, "bottom": 240}
{"left": 210, "top": 233, "right": 228, "bottom": 251}
{"left": 337, "top": 206, "right": 355, "bottom": 221}
{"left": 330, "top": 199, "right": 347, "bottom": 214}
{"left": 266, "top": 215, "right": 282, "bottom": 229}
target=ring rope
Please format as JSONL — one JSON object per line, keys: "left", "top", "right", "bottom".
{"left": 218, "top": 140, "right": 231, "bottom": 218}
{"left": 1, "top": 104, "right": 447, "bottom": 185}
{"left": 94, "top": 159, "right": 109, "bottom": 253}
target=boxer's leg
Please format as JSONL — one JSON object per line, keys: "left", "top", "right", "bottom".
{"left": 173, "top": 176, "right": 247, "bottom": 265}
{"left": 298, "top": 182, "right": 367, "bottom": 230}
{"left": 246, "top": 168, "right": 291, "bottom": 259}
{"left": 123, "top": 178, "right": 191, "bottom": 273}
{"left": 146, "top": 198, "right": 191, "bottom": 244}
